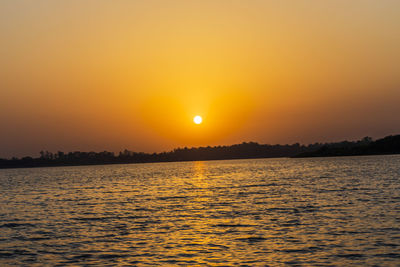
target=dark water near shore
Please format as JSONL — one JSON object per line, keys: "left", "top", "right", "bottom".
{"left": 0, "top": 156, "right": 400, "bottom": 266}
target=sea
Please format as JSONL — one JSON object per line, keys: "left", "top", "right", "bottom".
{"left": 0, "top": 155, "right": 399, "bottom": 266}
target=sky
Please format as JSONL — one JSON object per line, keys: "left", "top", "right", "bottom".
{"left": 1, "top": 0, "right": 400, "bottom": 158}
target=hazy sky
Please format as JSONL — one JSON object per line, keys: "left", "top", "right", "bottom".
{"left": 1, "top": 0, "right": 400, "bottom": 157}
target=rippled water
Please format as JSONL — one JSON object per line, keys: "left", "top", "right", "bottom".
{"left": 1, "top": 156, "right": 400, "bottom": 266}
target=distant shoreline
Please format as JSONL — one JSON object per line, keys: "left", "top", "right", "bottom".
{"left": 2, "top": 153, "right": 400, "bottom": 170}
{"left": 293, "top": 135, "right": 400, "bottom": 158}
{"left": 0, "top": 156, "right": 289, "bottom": 170}
{"left": 1, "top": 134, "right": 399, "bottom": 170}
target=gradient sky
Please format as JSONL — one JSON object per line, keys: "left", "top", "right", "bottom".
{"left": 1, "top": 0, "right": 400, "bottom": 158}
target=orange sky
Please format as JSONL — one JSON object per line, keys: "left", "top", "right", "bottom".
{"left": 1, "top": 1, "right": 400, "bottom": 157}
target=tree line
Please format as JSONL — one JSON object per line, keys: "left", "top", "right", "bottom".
{"left": 1, "top": 134, "right": 399, "bottom": 169}
{"left": 294, "top": 135, "right": 400, "bottom": 157}
{"left": 0, "top": 141, "right": 320, "bottom": 169}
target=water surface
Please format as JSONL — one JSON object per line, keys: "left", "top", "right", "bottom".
{"left": 1, "top": 156, "right": 400, "bottom": 266}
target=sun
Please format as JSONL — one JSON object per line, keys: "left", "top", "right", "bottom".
{"left": 193, "top": 115, "right": 202, "bottom": 124}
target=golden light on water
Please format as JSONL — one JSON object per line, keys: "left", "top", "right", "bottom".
{"left": 194, "top": 116, "right": 202, "bottom": 125}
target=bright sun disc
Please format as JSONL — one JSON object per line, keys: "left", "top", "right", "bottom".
{"left": 194, "top": 115, "right": 202, "bottom": 124}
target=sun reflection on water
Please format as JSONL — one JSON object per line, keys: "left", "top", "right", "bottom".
{"left": 1, "top": 157, "right": 400, "bottom": 265}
